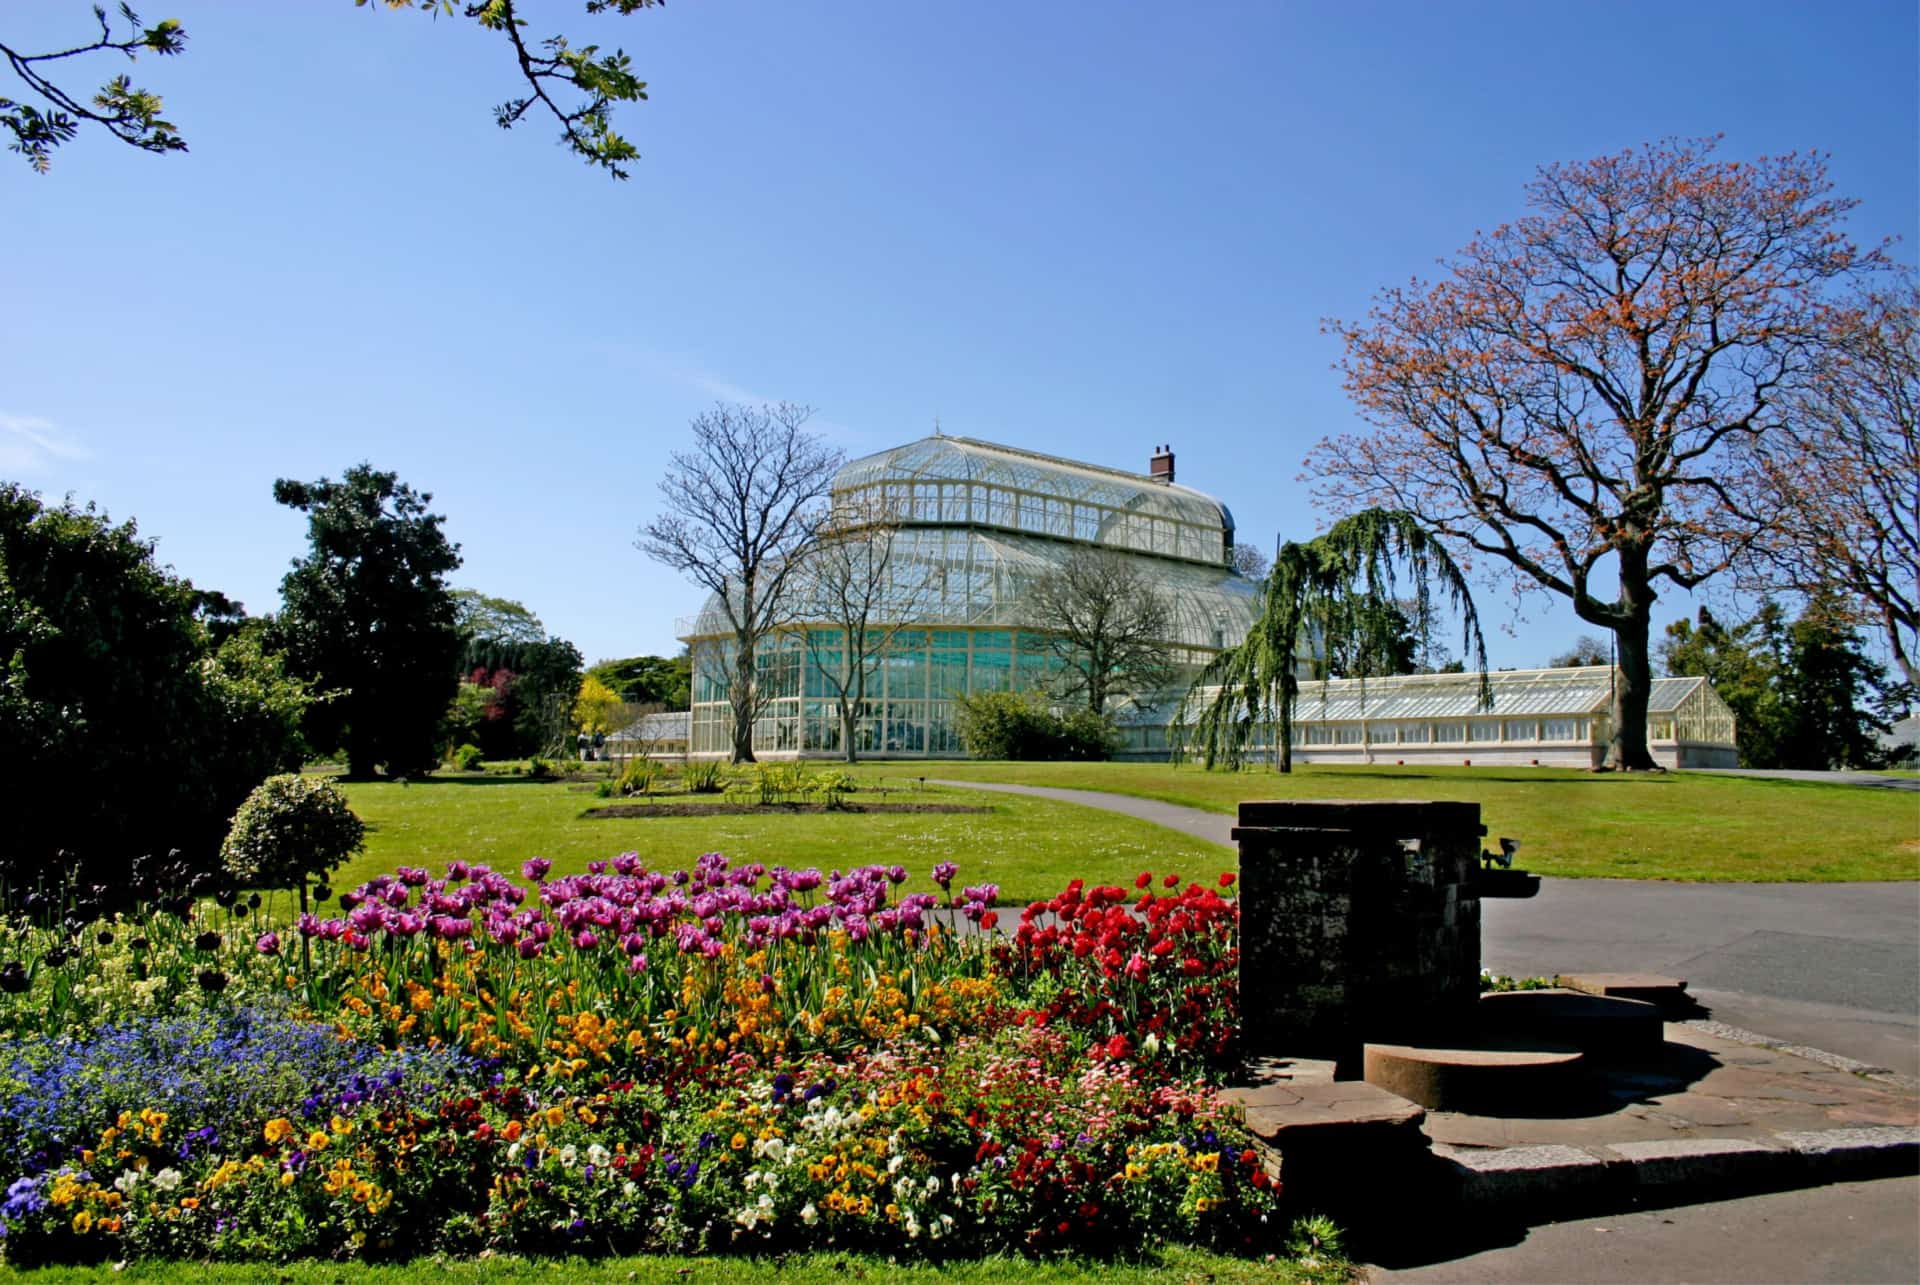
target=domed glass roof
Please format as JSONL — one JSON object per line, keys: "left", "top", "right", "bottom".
{"left": 831, "top": 435, "right": 1234, "bottom": 566}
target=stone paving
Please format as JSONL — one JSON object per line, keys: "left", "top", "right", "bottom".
{"left": 1422, "top": 1020, "right": 1917, "bottom": 1152}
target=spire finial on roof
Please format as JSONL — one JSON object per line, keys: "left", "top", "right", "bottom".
{"left": 933, "top": 416, "right": 942, "bottom": 437}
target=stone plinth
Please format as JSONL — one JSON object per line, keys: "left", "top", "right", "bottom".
{"left": 1365, "top": 1040, "right": 1585, "bottom": 1112}
{"left": 1235, "top": 799, "right": 1486, "bottom": 1059}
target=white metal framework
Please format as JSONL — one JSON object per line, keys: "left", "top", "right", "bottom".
{"left": 1145, "top": 666, "right": 1738, "bottom": 768}
{"left": 680, "top": 435, "right": 1260, "bottom": 757}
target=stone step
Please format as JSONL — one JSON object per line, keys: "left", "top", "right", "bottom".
{"left": 1555, "top": 971, "right": 1692, "bottom": 1013}
{"left": 1480, "top": 988, "right": 1665, "bottom": 1057}
{"left": 1222, "top": 1078, "right": 1431, "bottom": 1212}
{"left": 1364, "top": 1039, "right": 1584, "bottom": 1112}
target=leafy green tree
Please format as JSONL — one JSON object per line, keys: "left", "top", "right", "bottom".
{"left": 1662, "top": 598, "right": 1901, "bottom": 768}
{"left": 1178, "top": 509, "right": 1488, "bottom": 773}
{"left": 220, "top": 773, "right": 365, "bottom": 914}
{"left": 572, "top": 673, "right": 622, "bottom": 738}
{"left": 586, "top": 653, "right": 691, "bottom": 709}
{"left": 5, "top": 1, "right": 663, "bottom": 176}
{"left": 452, "top": 589, "right": 546, "bottom": 646}
{"left": 0, "top": 484, "right": 310, "bottom": 891}
{"left": 273, "top": 465, "right": 463, "bottom": 778}
{"left": 1661, "top": 605, "right": 1791, "bottom": 768}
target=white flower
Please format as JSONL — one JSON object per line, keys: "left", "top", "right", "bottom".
{"left": 150, "top": 1168, "right": 182, "bottom": 1193}
{"left": 586, "top": 1143, "right": 610, "bottom": 1167}
{"left": 112, "top": 1170, "right": 142, "bottom": 1194}
{"left": 800, "top": 1202, "right": 818, "bottom": 1225}
{"left": 507, "top": 1142, "right": 524, "bottom": 1163}
{"left": 558, "top": 1144, "right": 579, "bottom": 1169}
{"left": 924, "top": 1175, "right": 940, "bottom": 1195}
{"left": 757, "top": 1193, "right": 773, "bottom": 1210}
{"left": 887, "top": 1154, "right": 904, "bottom": 1175}
{"left": 623, "top": 1180, "right": 639, "bottom": 1199}
{"left": 744, "top": 1171, "right": 760, "bottom": 1190}
{"left": 1141, "top": 1032, "right": 1162, "bottom": 1057}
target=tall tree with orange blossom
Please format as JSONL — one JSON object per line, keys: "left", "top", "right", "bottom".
{"left": 1312, "top": 137, "right": 1889, "bottom": 770}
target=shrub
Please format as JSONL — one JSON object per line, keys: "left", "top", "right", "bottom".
{"left": 451, "top": 743, "right": 485, "bottom": 772}
{"left": 614, "top": 757, "right": 660, "bottom": 796}
{"left": 526, "top": 756, "right": 555, "bottom": 780}
{"left": 219, "top": 774, "right": 365, "bottom": 900}
{"left": 684, "top": 760, "right": 726, "bottom": 793}
{"left": 955, "top": 691, "right": 1116, "bottom": 761}
{"left": 1057, "top": 707, "right": 1121, "bottom": 760}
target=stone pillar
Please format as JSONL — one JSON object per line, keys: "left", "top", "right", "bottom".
{"left": 1234, "top": 800, "right": 1485, "bottom": 1059}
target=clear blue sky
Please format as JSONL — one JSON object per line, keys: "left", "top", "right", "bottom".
{"left": 4, "top": 1, "right": 1916, "bottom": 667}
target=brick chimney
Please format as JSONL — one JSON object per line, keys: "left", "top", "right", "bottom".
{"left": 1149, "top": 444, "right": 1175, "bottom": 484}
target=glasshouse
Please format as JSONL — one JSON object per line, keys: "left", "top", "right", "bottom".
{"left": 1146, "top": 665, "right": 1738, "bottom": 769}
{"left": 678, "top": 434, "right": 1262, "bottom": 757}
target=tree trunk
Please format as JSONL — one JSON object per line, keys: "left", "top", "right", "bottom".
{"left": 840, "top": 704, "right": 858, "bottom": 763}
{"left": 730, "top": 635, "right": 757, "bottom": 764}
{"left": 1604, "top": 562, "right": 1660, "bottom": 771}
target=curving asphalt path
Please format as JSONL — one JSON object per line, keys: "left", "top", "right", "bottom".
{"left": 936, "top": 778, "right": 1920, "bottom": 1076}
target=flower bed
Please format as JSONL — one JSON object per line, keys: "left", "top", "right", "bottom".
{"left": 0, "top": 854, "right": 1285, "bottom": 1267}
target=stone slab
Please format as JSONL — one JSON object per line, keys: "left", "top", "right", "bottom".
{"left": 1365, "top": 1040, "right": 1583, "bottom": 1112}
{"left": 1479, "top": 988, "right": 1665, "bottom": 1056}
{"left": 1229, "top": 1080, "right": 1427, "bottom": 1144}
{"left": 1436, "top": 1142, "right": 1622, "bottom": 1210}
{"left": 1603, "top": 1136, "right": 1794, "bottom": 1188}
{"left": 1556, "top": 972, "right": 1691, "bottom": 1010}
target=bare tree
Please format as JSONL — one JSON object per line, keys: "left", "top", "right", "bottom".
{"left": 1749, "top": 280, "right": 1919, "bottom": 688}
{"left": 1315, "top": 138, "right": 1882, "bottom": 769}
{"left": 796, "top": 494, "right": 937, "bottom": 762}
{"left": 1230, "top": 541, "right": 1270, "bottom": 582}
{"left": 639, "top": 403, "right": 842, "bottom": 763}
{"left": 1548, "top": 635, "right": 1612, "bottom": 669}
{"left": 1024, "top": 548, "right": 1177, "bottom": 714}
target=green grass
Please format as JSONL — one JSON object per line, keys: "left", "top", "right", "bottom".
{"left": 330, "top": 776, "right": 1230, "bottom": 905}
{"left": 0, "top": 1246, "right": 1334, "bottom": 1284}
{"left": 860, "top": 761, "right": 1920, "bottom": 882}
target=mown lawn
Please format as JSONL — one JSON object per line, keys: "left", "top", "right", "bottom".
{"left": 0, "top": 1247, "right": 1332, "bottom": 1284}
{"left": 330, "top": 776, "right": 1230, "bottom": 906}
{"left": 863, "top": 761, "right": 1920, "bottom": 882}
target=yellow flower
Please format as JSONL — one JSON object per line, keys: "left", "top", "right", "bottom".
{"left": 307, "top": 1130, "right": 331, "bottom": 1151}
{"left": 264, "top": 1118, "right": 294, "bottom": 1145}
{"left": 330, "top": 1114, "right": 354, "bottom": 1136}
{"left": 731, "top": 1132, "right": 748, "bottom": 1151}
{"left": 72, "top": 1211, "right": 93, "bottom": 1234}
{"left": 280, "top": 1171, "right": 297, "bottom": 1188}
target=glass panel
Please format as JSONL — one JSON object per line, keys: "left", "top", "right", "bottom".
{"left": 971, "top": 643, "right": 1011, "bottom": 691}
{"left": 1469, "top": 720, "right": 1502, "bottom": 742}
{"left": 1542, "top": 718, "right": 1579, "bottom": 741}
{"left": 1505, "top": 719, "right": 1537, "bottom": 742}
{"left": 1399, "top": 722, "right": 1430, "bottom": 743}
{"left": 1334, "top": 724, "right": 1365, "bottom": 744}
{"left": 1434, "top": 721, "right": 1466, "bottom": 743}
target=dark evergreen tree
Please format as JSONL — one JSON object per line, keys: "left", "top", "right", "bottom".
{"left": 273, "top": 465, "right": 462, "bottom": 778}
{"left": 0, "top": 484, "right": 309, "bottom": 892}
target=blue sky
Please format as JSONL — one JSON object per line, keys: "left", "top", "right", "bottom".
{"left": 4, "top": 1, "right": 1916, "bottom": 667}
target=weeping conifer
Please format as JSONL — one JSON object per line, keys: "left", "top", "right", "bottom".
{"left": 1175, "top": 509, "right": 1491, "bottom": 772}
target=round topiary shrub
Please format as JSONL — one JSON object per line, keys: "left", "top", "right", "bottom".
{"left": 220, "top": 773, "right": 366, "bottom": 906}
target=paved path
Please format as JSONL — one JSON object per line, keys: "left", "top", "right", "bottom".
{"left": 1697, "top": 767, "right": 1920, "bottom": 791}
{"left": 936, "top": 778, "right": 1920, "bottom": 1075}
{"left": 1362, "top": 1175, "right": 1920, "bottom": 1283}
{"left": 928, "top": 779, "right": 1236, "bottom": 847}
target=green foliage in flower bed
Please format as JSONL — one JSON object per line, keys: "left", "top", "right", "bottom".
{"left": 0, "top": 1243, "right": 1346, "bottom": 1283}
{"left": 0, "top": 849, "right": 1318, "bottom": 1270}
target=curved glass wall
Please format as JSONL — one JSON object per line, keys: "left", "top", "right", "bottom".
{"left": 682, "top": 435, "right": 1260, "bottom": 757}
